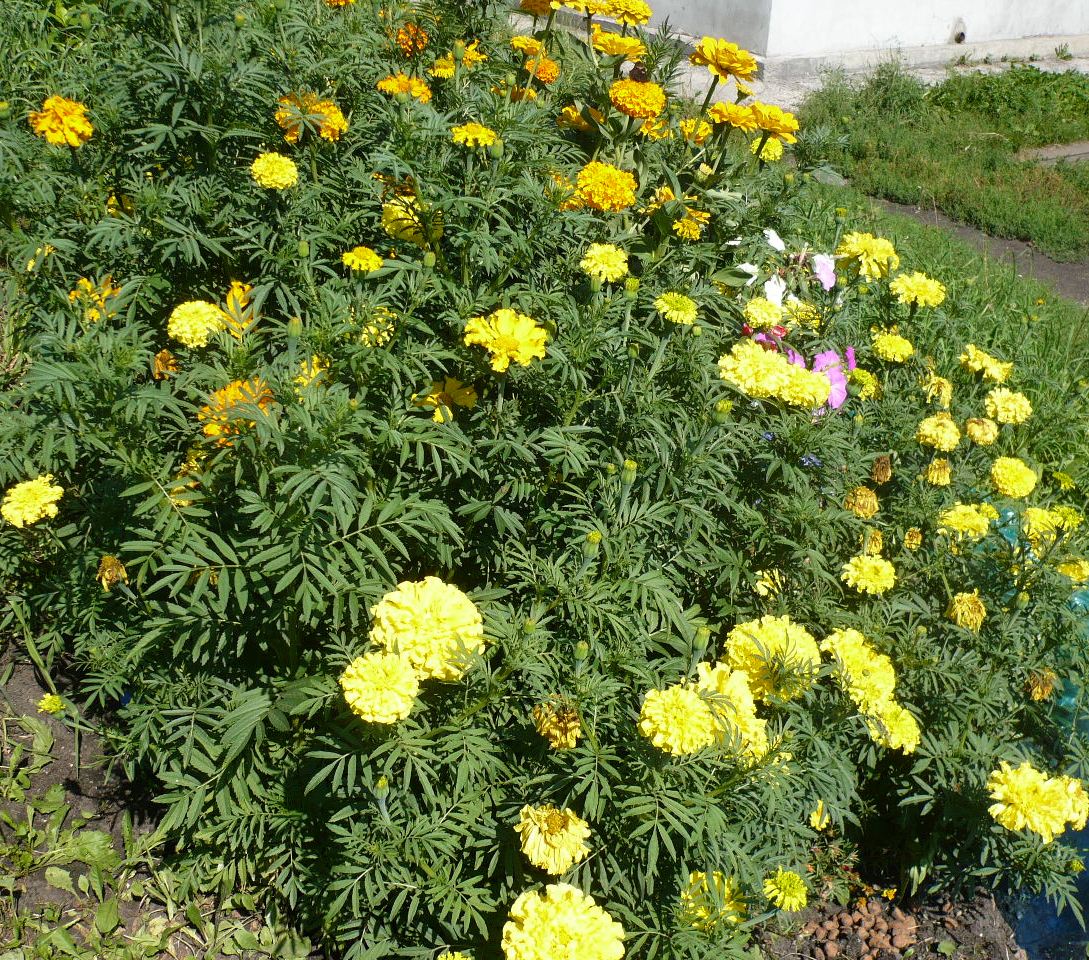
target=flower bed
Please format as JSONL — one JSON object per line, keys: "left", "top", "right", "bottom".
{"left": 2, "top": 0, "right": 1089, "bottom": 956}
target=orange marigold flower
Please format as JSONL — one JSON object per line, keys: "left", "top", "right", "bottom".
{"left": 575, "top": 161, "right": 637, "bottom": 212}
{"left": 274, "top": 92, "right": 348, "bottom": 143}
{"left": 680, "top": 118, "right": 712, "bottom": 144}
{"left": 198, "top": 378, "right": 274, "bottom": 446}
{"left": 750, "top": 101, "right": 799, "bottom": 143}
{"left": 153, "top": 349, "right": 179, "bottom": 380}
{"left": 377, "top": 73, "right": 432, "bottom": 103}
{"left": 396, "top": 23, "right": 429, "bottom": 56}
{"left": 29, "top": 95, "right": 93, "bottom": 148}
{"left": 520, "top": 0, "right": 554, "bottom": 15}
{"left": 609, "top": 79, "right": 666, "bottom": 119}
{"left": 526, "top": 55, "right": 560, "bottom": 84}
{"left": 557, "top": 104, "right": 604, "bottom": 131}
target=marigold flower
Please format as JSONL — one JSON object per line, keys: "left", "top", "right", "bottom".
{"left": 1, "top": 475, "right": 64, "bottom": 528}
{"left": 377, "top": 72, "right": 432, "bottom": 103}
{"left": 890, "top": 271, "right": 946, "bottom": 308}
{"left": 961, "top": 343, "right": 1012, "bottom": 382}
{"left": 947, "top": 590, "right": 986, "bottom": 632}
{"left": 689, "top": 36, "right": 758, "bottom": 81}
{"left": 849, "top": 367, "right": 878, "bottom": 399}
{"left": 575, "top": 161, "right": 637, "bottom": 212}
{"left": 369, "top": 577, "right": 485, "bottom": 680}
{"left": 636, "top": 115, "right": 671, "bottom": 140}
{"left": 751, "top": 136, "right": 784, "bottom": 161}
{"left": 168, "top": 300, "right": 225, "bottom": 348}
{"left": 750, "top": 102, "right": 799, "bottom": 143}
{"left": 340, "top": 651, "right": 419, "bottom": 724}
{"left": 29, "top": 95, "right": 93, "bottom": 147}
{"left": 742, "top": 296, "right": 783, "bottom": 330}
{"left": 274, "top": 92, "right": 348, "bottom": 143}
{"left": 412, "top": 377, "right": 478, "bottom": 423}
{"left": 638, "top": 683, "right": 716, "bottom": 755}
{"left": 604, "top": 0, "right": 652, "bottom": 25}
{"left": 342, "top": 246, "right": 384, "bottom": 273}
{"left": 557, "top": 104, "right": 604, "bottom": 131}
{"left": 845, "top": 486, "right": 879, "bottom": 519}
{"left": 382, "top": 195, "right": 442, "bottom": 246}
{"left": 678, "top": 117, "right": 712, "bottom": 144}
{"left": 451, "top": 121, "right": 498, "bottom": 149}
{"left": 871, "top": 455, "right": 893, "bottom": 485}
{"left": 1053, "top": 470, "right": 1076, "bottom": 491}
{"left": 68, "top": 276, "right": 120, "bottom": 322}
{"left": 464, "top": 308, "right": 548, "bottom": 373}
{"left": 865, "top": 700, "right": 921, "bottom": 752}
{"left": 250, "top": 152, "right": 299, "bottom": 189}
{"left": 718, "top": 339, "right": 832, "bottom": 409}
{"left": 510, "top": 35, "right": 544, "bottom": 56}
{"left": 1026, "top": 669, "right": 1059, "bottom": 702}
{"left": 992, "top": 457, "right": 1038, "bottom": 499}
{"left": 396, "top": 22, "right": 429, "bottom": 56}
{"left": 673, "top": 208, "right": 709, "bottom": 240}
{"left": 533, "top": 701, "right": 582, "bottom": 749}
{"left": 764, "top": 868, "right": 807, "bottom": 911}
{"left": 923, "top": 457, "right": 951, "bottom": 486}
{"left": 680, "top": 871, "right": 745, "bottom": 930}
{"left": 784, "top": 298, "right": 821, "bottom": 329}
{"left": 37, "top": 694, "right": 65, "bottom": 715}
{"left": 1058, "top": 558, "right": 1089, "bottom": 584}
{"left": 837, "top": 232, "right": 899, "bottom": 279}
{"left": 987, "top": 761, "right": 1089, "bottom": 843}
{"left": 872, "top": 330, "right": 913, "bottom": 363}
{"left": 515, "top": 804, "right": 591, "bottom": 874}
{"left": 985, "top": 387, "right": 1032, "bottom": 425}
{"left": 915, "top": 412, "right": 960, "bottom": 452}
{"left": 655, "top": 292, "right": 698, "bottom": 325}
{"left": 153, "top": 349, "right": 179, "bottom": 380}
{"left": 609, "top": 78, "right": 666, "bottom": 119}
{"left": 822, "top": 628, "right": 897, "bottom": 713}
{"left": 841, "top": 554, "right": 896, "bottom": 595}
{"left": 501, "top": 883, "right": 624, "bottom": 960}
{"left": 810, "top": 800, "right": 831, "bottom": 831}
{"left": 520, "top": 0, "right": 554, "bottom": 15}
{"left": 324, "top": 0, "right": 355, "bottom": 6}
{"left": 938, "top": 502, "right": 998, "bottom": 542}
{"left": 591, "top": 24, "right": 645, "bottom": 60}
{"left": 695, "top": 662, "right": 768, "bottom": 757}
{"left": 923, "top": 372, "right": 953, "bottom": 408}
{"left": 708, "top": 101, "right": 757, "bottom": 131}
{"left": 198, "top": 378, "right": 273, "bottom": 445}
{"left": 526, "top": 55, "right": 560, "bottom": 84}
{"left": 97, "top": 555, "right": 128, "bottom": 592}
{"left": 966, "top": 417, "right": 999, "bottom": 445}
{"left": 724, "top": 615, "right": 820, "bottom": 702}
{"left": 579, "top": 243, "right": 628, "bottom": 284}
{"left": 903, "top": 528, "right": 923, "bottom": 551}
{"left": 862, "top": 528, "right": 884, "bottom": 554}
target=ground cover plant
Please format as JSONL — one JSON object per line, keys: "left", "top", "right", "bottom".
{"left": 799, "top": 63, "right": 1089, "bottom": 261}
{"left": 3, "top": 1, "right": 1089, "bottom": 958}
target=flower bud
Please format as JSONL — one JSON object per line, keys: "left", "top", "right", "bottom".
{"left": 627, "top": 342, "right": 640, "bottom": 359}
{"left": 234, "top": 11, "right": 247, "bottom": 25}
{"left": 783, "top": 172, "right": 795, "bottom": 184}
{"left": 574, "top": 641, "right": 589, "bottom": 661}
{"left": 522, "top": 618, "right": 537, "bottom": 633}
{"left": 1016, "top": 591, "right": 1031, "bottom": 608}
{"left": 1070, "top": 857, "right": 1086, "bottom": 875}
{"left": 422, "top": 250, "right": 437, "bottom": 268}
{"left": 297, "top": 239, "right": 310, "bottom": 258}
{"left": 713, "top": 398, "right": 733, "bottom": 423}
{"left": 691, "top": 324, "right": 703, "bottom": 337}
{"left": 583, "top": 530, "right": 602, "bottom": 558}
{"left": 835, "top": 207, "right": 848, "bottom": 221}
{"left": 453, "top": 40, "right": 467, "bottom": 61}
{"left": 605, "top": 463, "right": 617, "bottom": 475}
{"left": 589, "top": 276, "right": 602, "bottom": 294}
{"left": 0, "top": 101, "right": 10, "bottom": 120}
{"left": 488, "top": 138, "right": 504, "bottom": 160}
{"left": 624, "top": 277, "right": 640, "bottom": 299}
{"left": 621, "top": 459, "right": 637, "bottom": 485}
{"left": 374, "top": 775, "right": 389, "bottom": 798}
{"left": 286, "top": 316, "right": 303, "bottom": 337}
{"left": 694, "top": 625, "right": 711, "bottom": 647}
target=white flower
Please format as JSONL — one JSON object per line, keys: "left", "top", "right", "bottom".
{"left": 737, "top": 262, "right": 759, "bottom": 286}
{"left": 763, "top": 228, "right": 786, "bottom": 251}
{"left": 763, "top": 274, "right": 786, "bottom": 306}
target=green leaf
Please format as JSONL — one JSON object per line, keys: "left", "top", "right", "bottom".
{"left": 937, "top": 940, "right": 957, "bottom": 956}
{"left": 95, "top": 897, "right": 121, "bottom": 934}
{"left": 44, "top": 866, "right": 75, "bottom": 895}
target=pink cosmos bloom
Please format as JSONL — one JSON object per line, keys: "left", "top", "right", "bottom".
{"left": 813, "top": 254, "right": 836, "bottom": 291}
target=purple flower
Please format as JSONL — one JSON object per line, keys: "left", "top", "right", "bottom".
{"left": 813, "top": 254, "right": 836, "bottom": 291}
{"left": 813, "top": 350, "right": 848, "bottom": 409}
{"left": 801, "top": 453, "right": 822, "bottom": 468}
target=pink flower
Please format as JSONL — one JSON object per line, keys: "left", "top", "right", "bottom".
{"left": 813, "top": 254, "right": 836, "bottom": 291}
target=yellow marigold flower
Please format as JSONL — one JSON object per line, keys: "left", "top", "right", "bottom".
{"left": 591, "top": 24, "right": 645, "bottom": 60}
{"left": 557, "top": 104, "right": 604, "bottom": 131}
{"left": 821, "top": 628, "right": 897, "bottom": 712}
{"left": 464, "top": 308, "right": 548, "bottom": 373}
{"left": 947, "top": 590, "right": 986, "bottom": 632}
{"left": 507, "top": 85, "right": 539, "bottom": 102}
{"left": 966, "top": 417, "right": 999, "bottom": 445}
{"left": 2, "top": 475, "right": 64, "bottom": 528}
{"left": 167, "top": 300, "right": 225, "bottom": 348}
{"left": 1054, "top": 470, "right": 1077, "bottom": 491}
{"left": 638, "top": 682, "right": 716, "bottom": 755}
{"left": 764, "top": 868, "right": 807, "bottom": 911}
{"left": 377, "top": 72, "right": 432, "bottom": 103}
{"left": 604, "top": 0, "right": 652, "bottom": 25}
{"left": 849, "top": 367, "right": 878, "bottom": 399}
{"left": 751, "top": 135, "right": 784, "bottom": 161}
{"left": 580, "top": 243, "right": 629, "bottom": 283}
{"left": 680, "top": 871, "right": 745, "bottom": 930}
{"left": 924, "top": 458, "right": 952, "bottom": 486}
{"left": 413, "top": 377, "right": 478, "bottom": 423}
{"left": 939, "top": 502, "right": 997, "bottom": 541}
{"left": 533, "top": 700, "right": 582, "bottom": 749}
{"left": 865, "top": 700, "right": 921, "bottom": 753}
{"left": 641, "top": 184, "right": 676, "bottom": 213}
{"left": 695, "top": 663, "right": 768, "bottom": 757}
{"left": 575, "top": 161, "right": 637, "bottom": 213}
{"left": 516, "top": 804, "right": 591, "bottom": 874}
{"left": 359, "top": 306, "right": 396, "bottom": 347}
{"left": 841, "top": 555, "right": 896, "bottom": 595}
{"left": 708, "top": 101, "right": 757, "bottom": 131}
{"left": 37, "top": 693, "right": 65, "bottom": 715}
{"left": 673, "top": 209, "right": 709, "bottom": 240}
{"left": 369, "top": 577, "right": 485, "bottom": 680}
{"left": 689, "top": 36, "right": 758, "bottom": 81}
{"left": 324, "top": 0, "right": 354, "bottom": 5}
{"left": 784, "top": 298, "right": 821, "bottom": 329}
{"left": 501, "top": 883, "right": 624, "bottom": 960}
{"left": 1022, "top": 507, "right": 1066, "bottom": 551}
{"left": 153, "top": 349, "right": 179, "bottom": 380}
{"left": 923, "top": 372, "right": 953, "bottom": 408}
{"left": 340, "top": 651, "right": 419, "bottom": 724}
{"left": 526, "top": 55, "right": 560, "bottom": 84}
{"left": 837, "top": 232, "right": 900, "bottom": 279}
{"left": 655, "top": 292, "right": 698, "bottom": 325}
{"left": 396, "top": 22, "right": 429, "bottom": 56}
{"left": 845, "top": 486, "right": 879, "bottom": 519}
{"left": 29, "top": 95, "right": 92, "bottom": 147}
{"left": 988, "top": 761, "right": 1089, "bottom": 843}
{"left": 873, "top": 330, "right": 914, "bottom": 362}
{"left": 510, "top": 35, "right": 543, "bottom": 56}
{"left": 451, "top": 121, "right": 498, "bottom": 149}
{"left": 916, "top": 412, "right": 960, "bottom": 451}
{"left": 992, "top": 457, "right": 1038, "bottom": 499}
{"left": 462, "top": 39, "right": 489, "bottom": 67}
{"left": 382, "top": 195, "right": 442, "bottom": 247}
{"left": 437, "top": 953, "right": 472, "bottom": 960}
{"left": 1058, "top": 558, "right": 1089, "bottom": 584}
{"left": 742, "top": 296, "right": 784, "bottom": 330}
{"left": 68, "top": 275, "right": 121, "bottom": 322}
{"left": 871, "top": 455, "right": 893, "bottom": 485}
{"left": 679, "top": 117, "right": 712, "bottom": 144}
{"left": 810, "top": 800, "right": 831, "bottom": 831}
{"left": 342, "top": 246, "right": 383, "bottom": 273}
{"left": 221, "top": 280, "right": 254, "bottom": 338}
{"left": 274, "top": 92, "right": 348, "bottom": 143}
{"left": 725, "top": 615, "right": 821, "bottom": 702}
{"left": 717, "top": 339, "right": 832, "bottom": 409}
{"left": 250, "top": 152, "right": 298, "bottom": 189}
{"left": 890, "top": 271, "right": 946, "bottom": 308}
{"left": 520, "top": 0, "right": 554, "bottom": 15}
{"left": 198, "top": 378, "right": 273, "bottom": 445}
{"left": 1027, "top": 669, "right": 1059, "bottom": 702}
{"left": 638, "top": 116, "right": 672, "bottom": 140}
{"left": 609, "top": 79, "right": 666, "bottom": 119}
{"left": 961, "top": 343, "right": 1012, "bottom": 383}
{"left": 97, "top": 555, "right": 128, "bottom": 592}
{"left": 985, "top": 387, "right": 1032, "bottom": 425}
{"left": 431, "top": 55, "right": 456, "bottom": 79}
{"left": 862, "top": 529, "right": 884, "bottom": 555}
{"left": 904, "top": 527, "right": 923, "bottom": 551}
{"left": 750, "top": 101, "right": 799, "bottom": 143}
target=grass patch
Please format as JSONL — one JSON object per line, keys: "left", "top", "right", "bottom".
{"left": 799, "top": 63, "right": 1089, "bottom": 261}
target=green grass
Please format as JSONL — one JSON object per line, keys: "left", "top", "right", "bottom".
{"left": 798, "top": 64, "right": 1089, "bottom": 261}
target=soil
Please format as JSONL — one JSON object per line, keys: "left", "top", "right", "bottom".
{"left": 761, "top": 893, "right": 1029, "bottom": 960}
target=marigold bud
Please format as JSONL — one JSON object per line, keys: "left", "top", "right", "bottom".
{"left": 713, "top": 398, "right": 733, "bottom": 423}
{"left": 574, "top": 641, "right": 589, "bottom": 661}
{"left": 488, "top": 138, "right": 505, "bottom": 159}
{"left": 286, "top": 316, "right": 303, "bottom": 337}
{"left": 297, "top": 239, "right": 310, "bottom": 258}
{"left": 621, "top": 459, "right": 637, "bottom": 484}
{"left": 624, "top": 277, "right": 640, "bottom": 299}
{"left": 422, "top": 251, "right": 437, "bottom": 268}
{"left": 583, "top": 530, "right": 602, "bottom": 557}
